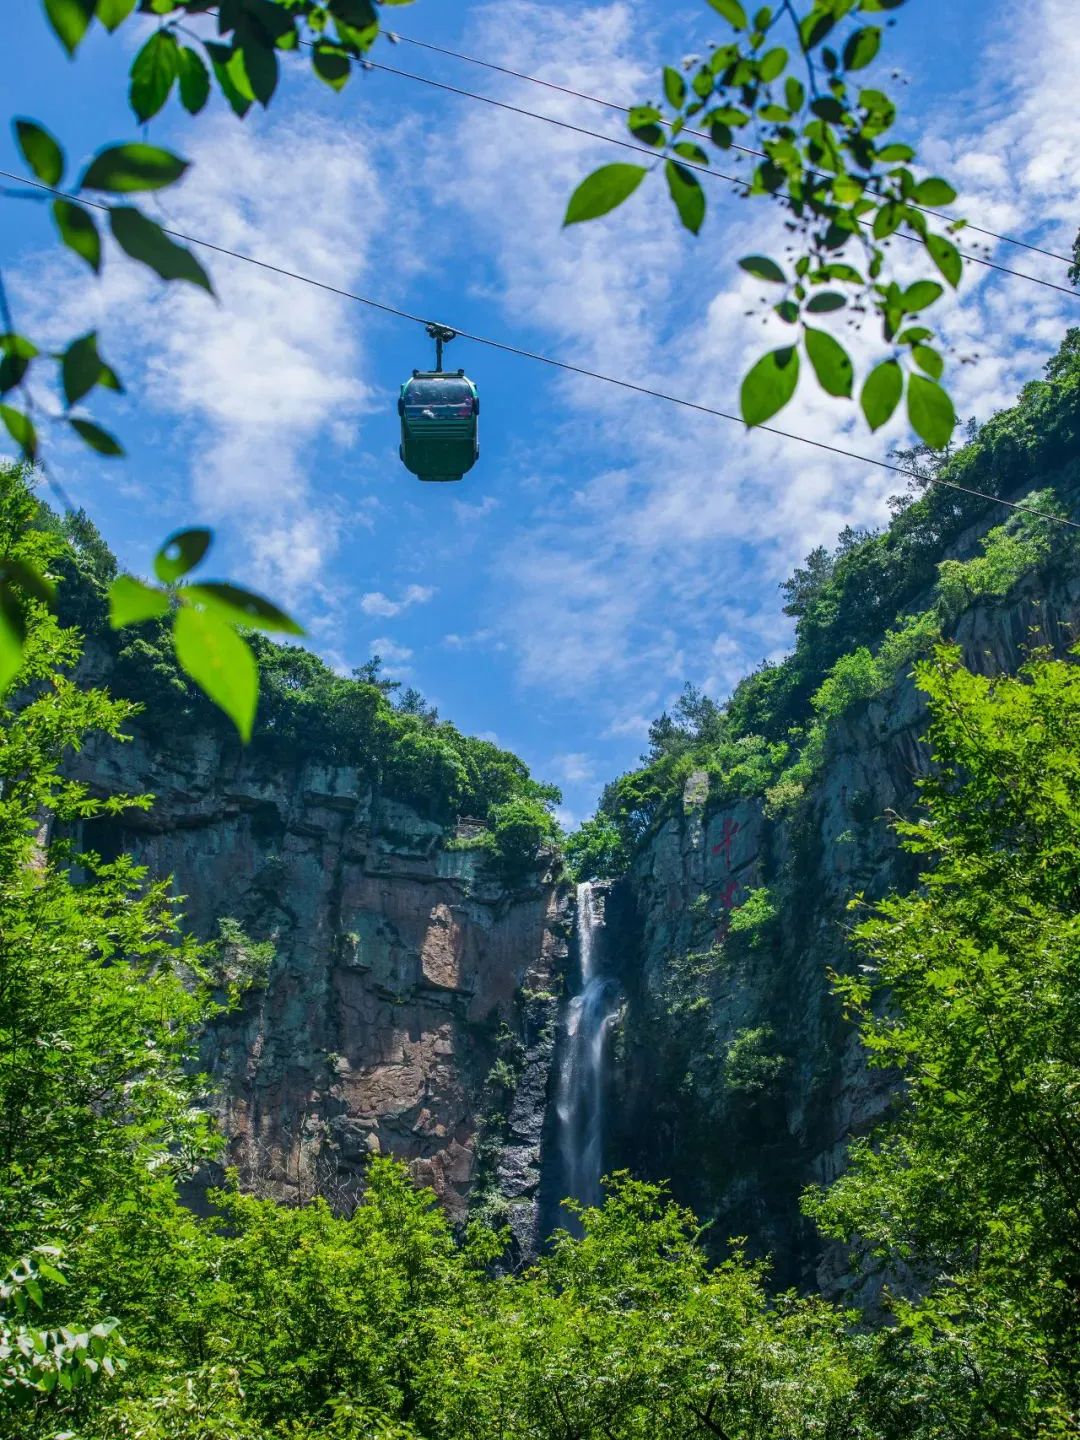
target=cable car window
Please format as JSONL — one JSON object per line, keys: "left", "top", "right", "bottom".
{"left": 406, "top": 379, "right": 473, "bottom": 406}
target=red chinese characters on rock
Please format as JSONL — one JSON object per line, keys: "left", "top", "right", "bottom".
{"left": 711, "top": 816, "right": 740, "bottom": 869}
{"left": 713, "top": 877, "right": 742, "bottom": 944}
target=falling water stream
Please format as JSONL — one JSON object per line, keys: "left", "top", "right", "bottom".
{"left": 554, "top": 882, "right": 621, "bottom": 1213}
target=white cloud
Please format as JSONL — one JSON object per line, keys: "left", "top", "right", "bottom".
{"left": 549, "top": 751, "right": 597, "bottom": 787}
{"left": 370, "top": 637, "right": 414, "bottom": 668}
{"left": 360, "top": 584, "right": 436, "bottom": 617}
{"left": 435, "top": 0, "right": 1080, "bottom": 735}
{"left": 10, "top": 107, "right": 408, "bottom": 617}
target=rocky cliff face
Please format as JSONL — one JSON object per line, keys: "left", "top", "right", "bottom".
{"left": 606, "top": 563, "right": 1080, "bottom": 1289}
{"left": 59, "top": 548, "right": 1080, "bottom": 1280}
{"left": 68, "top": 730, "right": 570, "bottom": 1253}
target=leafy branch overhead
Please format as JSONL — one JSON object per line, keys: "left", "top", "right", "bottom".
{"left": 1, "top": 0, "right": 413, "bottom": 728}
{"left": 108, "top": 528, "right": 304, "bottom": 742}
{"left": 565, "top": 0, "right": 963, "bottom": 448}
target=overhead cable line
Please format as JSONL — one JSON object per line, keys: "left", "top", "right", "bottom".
{"left": 362, "top": 56, "right": 1080, "bottom": 302}
{"left": 386, "top": 28, "right": 1075, "bottom": 269}
{"left": 2, "top": 170, "right": 1077, "bottom": 531}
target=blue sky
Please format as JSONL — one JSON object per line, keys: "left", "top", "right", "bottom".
{"left": 2, "top": 0, "right": 1078, "bottom": 824}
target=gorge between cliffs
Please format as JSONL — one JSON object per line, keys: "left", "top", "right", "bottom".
{"left": 60, "top": 403, "right": 1080, "bottom": 1294}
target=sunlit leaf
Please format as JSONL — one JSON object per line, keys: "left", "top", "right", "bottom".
{"left": 130, "top": 30, "right": 179, "bottom": 121}
{"left": 565, "top": 164, "right": 647, "bottom": 225}
{"left": 52, "top": 199, "right": 101, "bottom": 272}
{"left": 0, "top": 558, "right": 56, "bottom": 607}
{"left": 900, "top": 279, "right": 944, "bottom": 313}
{"left": 14, "top": 119, "right": 65, "bottom": 185}
{"left": 739, "top": 255, "right": 785, "bottom": 282}
{"left": 44, "top": 0, "right": 95, "bottom": 54}
{"left": 108, "top": 574, "right": 170, "bottom": 627}
{"left": 663, "top": 66, "right": 686, "bottom": 108}
{"left": 907, "top": 372, "right": 955, "bottom": 449}
{"left": 154, "top": 527, "right": 212, "bottom": 584}
{"left": 842, "top": 26, "right": 881, "bottom": 70}
{"left": 740, "top": 345, "right": 799, "bottom": 425}
{"left": 926, "top": 232, "right": 962, "bottom": 288}
{"left": 177, "top": 47, "right": 211, "bottom": 114}
{"left": 79, "top": 143, "right": 188, "bottom": 193}
{"left": 912, "top": 344, "right": 944, "bottom": 380}
{"left": 109, "top": 208, "right": 213, "bottom": 292}
{"left": 0, "top": 587, "right": 27, "bottom": 693}
{"left": 707, "top": 0, "right": 748, "bottom": 28}
{"left": 913, "top": 177, "right": 957, "bottom": 207}
{"left": 758, "top": 47, "right": 787, "bottom": 81}
{"left": 96, "top": 0, "right": 137, "bottom": 31}
{"left": 312, "top": 42, "right": 350, "bottom": 90}
{"left": 665, "top": 160, "right": 705, "bottom": 234}
{"left": 804, "top": 327, "right": 853, "bottom": 398}
{"left": 0, "top": 404, "right": 37, "bottom": 459}
{"left": 182, "top": 583, "right": 305, "bottom": 635}
{"left": 173, "top": 605, "right": 258, "bottom": 742}
{"left": 860, "top": 358, "right": 902, "bottom": 430}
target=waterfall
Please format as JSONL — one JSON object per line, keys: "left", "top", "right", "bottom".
{"left": 554, "top": 881, "right": 620, "bottom": 1215}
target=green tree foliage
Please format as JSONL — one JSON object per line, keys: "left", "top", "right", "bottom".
{"left": 4, "top": 443, "right": 1080, "bottom": 1438}
{"left": 806, "top": 643, "right": 1080, "bottom": 1434}
{"left": 577, "top": 330, "right": 1080, "bottom": 870}
{"left": 566, "top": 0, "right": 965, "bottom": 443}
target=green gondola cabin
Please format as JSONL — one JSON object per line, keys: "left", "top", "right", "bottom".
{"left": 398, "top": 370, "right": 479, "bottom": 483}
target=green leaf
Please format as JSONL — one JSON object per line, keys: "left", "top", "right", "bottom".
{"left": 69, "top": 418, "right": 124, "bottom": 456}
{"left": 912, "top": 344, "right": 944, "bottom": 380}
{"left": 804, "top": 326, "right": 853, "bottom": 398}
{"left": 0, "top": 333, "right": 38, "bottom": 394}
{"left": 61, "top": 332, "right": 121, "bottom": 408}
{"left": 44, "top": 0, "right": 95, "bottom": 54}
{"left": 177, "top": 47, "right": 211, "bottom": 114}
{"left": 665, "top": 160, "right": 705, "bottom": 234}
{"left": 758, "top": 47, "right": 787, "bottom": 81}
{"left": 663, "top": 66, "right": 687, "bottom": 108}
{"left": 900, "top": 279, "right": 944, "bottom": 313}
{"left": 784, "top": 75, "right": 805, "bottom": 111}
{"left": 876, "top": 142, "right": 915, "bottom": 162}
{"left": 154, "top": 527, "right": 212, "bottom": 584}
{"left": 673, "top": 141, "right": 709, "bottom": 165}
{"left": 860, "top": 358, "right": 902, "bottom": 430}
{"left": 774, "top": 299, "right": 799, "bottom": 324}
{"left": 806, "top": 291, "right": 845, "bottom": 312}
{"left": 109, "top": 208, "right": 213, "bottom": 292}
{"left": 907, "top": 372, "right": 956, "bottom": 448}
{"left": 926, "top": 232, "right": 962, "bottom": 288}
{"left": 0, "top": 404, "right": 37, "bottom": 459}
{"left": 173, "top": 605, "right": 258, "bottom": 741}
{"left": 182, "top": 583, "right": 305, "bottom": 635}
{"left": 739, "top": 254, "right": 785, "bottom": 283}
{"left": 14, "top": 120, "right": 65, "bottom": 186}
{"left": 79, "top": 143, "right": 188, "bottom": 193}
{"left": 238, "top": 42, "right": 279, "bottom": 106}
{"left": 842, "top": 26, "right": 881, "bottom": 70}
{"left": 130, "top": 30, "right": 179, "bottom": 122}
{"left": 564, "top": 164, "right": 647, "bottom": 225}
{"left": 206, "top": 43, "right": 254, "bottom": 117}
{"left": 96, "top": 0, "right": 137, "bottom": 30}
{"left": 0, "top": 558, "right": 56, "bottom": 607}
{"left": 52, "top": 199, "right": 101, "bottom": 272}
{"left": 0, "top": 587, "right": 27, "bottom": 693}
{"left": 740, "top": 345, "right": 800, "bottom": 425}
{"left": 108, "top": 575, "right": 170, "bottom": 627}
{"left": 707, "top": 0, "right": 748, "bottom": 28}
{"left": 312, "top": 42, "right": 350, "bottom": 90}
{"left": 913, "top": 176, "right": 957, "bottom": 207}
